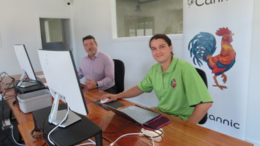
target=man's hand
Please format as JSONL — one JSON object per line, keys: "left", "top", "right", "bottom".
{"left": 100, "top": 94, "right": 118, "bottom": 103}
{"left": 85, "top": 78, "right": 97, "bottom": 89}
{"left": 100, "top": 86, "right": 143, "bottom": 103}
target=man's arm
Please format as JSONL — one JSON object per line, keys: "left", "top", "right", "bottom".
{"left": 100, "top": 86, "right": 143, "bottom": 103}
{"left": 187, "top": 102, "right": 213, "bottom": 124}
{"left": 85, "top": 78, "right": 97, "bottom": 89}
{"left": 78, "top": 67, "right": 84, "bottom": 79}
{"left": 97, "top": 56, "right": 114, "bottom": 89}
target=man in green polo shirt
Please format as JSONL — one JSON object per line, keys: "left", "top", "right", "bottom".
{"left": 101, "top": 34, "right": 213, "bottom": 124}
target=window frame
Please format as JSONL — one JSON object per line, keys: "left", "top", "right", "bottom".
{"left": 111, "top": 0, "right": 183, "bottom": 41}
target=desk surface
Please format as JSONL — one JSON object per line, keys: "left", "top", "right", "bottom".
{"left": 18, "top": 120, "right": 111, "bottom": 146}
{"left": 4, "top": 73, "right": 253, "bottom": 146}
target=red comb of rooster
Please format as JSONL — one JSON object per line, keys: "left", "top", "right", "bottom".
{"left": 216, "top": 28, "right": 232, "bottom": 36}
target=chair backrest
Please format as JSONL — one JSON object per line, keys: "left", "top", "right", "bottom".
{"left": 196, "top": 68, "right": 208, "bottom": 88}
{"left": 113, "top": 59, "right": 125, "bottom": 93}
{"left": 196, "top": 68, "right": 208, "bottom": 125}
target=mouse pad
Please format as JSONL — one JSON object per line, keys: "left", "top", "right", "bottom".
{"left": 93, "top": 100, "right": 125, "bottom": 111}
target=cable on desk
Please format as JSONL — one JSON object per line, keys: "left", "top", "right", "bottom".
{"left": 0, "top": 72, "right": 15, "bottom": 86}
{"left": 142, "top": 123, "right": 164, "bottom": 138}
{"left": 30, "top": 110, "right": 55, "bottom": 141}
{"left": 75, "top": 139, "right": 96, "bottom": 146}
{"left": 109, "top": 132, "right": 155, "bottom": 146}
{"left": 130, "top": 121, "right": 163, "bottom": 139}
{"left": 10, "top": 126, "right": 25, "bottom": 146}
{"left": 31, "top": 127, "right": 44, "bottom": 139}
{"left": 1, "top": 73, "right": 16, "bottom": 123}
{"left": 103, "top": 120, "right": 163, "bottom": 138}
{"left": 104, "top": 120, "right": 162, "bottom": 146}
{"left": 47, "top": 105, "right": 70, "bottom": 145}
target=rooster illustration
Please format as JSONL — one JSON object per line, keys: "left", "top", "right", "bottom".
{"left": 188, "top": 28, "right": 236, "bottom": 90}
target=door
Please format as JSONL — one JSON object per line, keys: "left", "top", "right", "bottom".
{"left": 40, "top": 18, "right": 72, "bottom": 50}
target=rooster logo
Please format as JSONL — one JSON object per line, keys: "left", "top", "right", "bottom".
{"left": 188, "top": 28, "right": 236, "bottom": 90}
{"left": 171, "top": 79, "right": 177, "bottom": 88}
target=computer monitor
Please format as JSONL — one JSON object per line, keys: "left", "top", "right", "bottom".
{"left": 38, "top": 49, "right": 88, "bottom": 127}
{"left": 14, "top": 44, "right": 39, "bottom": 87}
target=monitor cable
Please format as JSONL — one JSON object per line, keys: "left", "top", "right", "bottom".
{"left": 31, "top": 109, "right": 53, "bottom": 139}
{"left": 30, "top": 126, "right": 44, "bottom": 139}
{"left": 0, "top": 72, "right": 15, "bottom": 85}
{"left": 107, "top": 121, "right": 163, "bottom": 146}
{"left": 109, "top": 132, "right": 155, "bottom": 146}
{"left": 47, "top": 104, "right": 70, "bottom": 145}
{"left": 10, "top": 126, "right": 25, "bottom": 146}
{"left": 75, "top": 139, "right": 96, "bottom": 146}
{"left": 1, "top": 73, "right": 16, "bottom": 126}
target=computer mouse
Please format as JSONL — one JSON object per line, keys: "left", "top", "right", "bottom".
{"left": 100, "top": 98, "right": 109, "bottom": 103}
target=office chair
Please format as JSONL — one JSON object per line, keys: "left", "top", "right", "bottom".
{"left": 196, "top": 68, "right": 208, "bottom": 125}
{"left": 113, "top": 59, "right": 125, "bottom": 93}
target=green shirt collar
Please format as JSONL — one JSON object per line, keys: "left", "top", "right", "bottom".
{"left": 157, "top": 57, "right": 178, "bottom": 74}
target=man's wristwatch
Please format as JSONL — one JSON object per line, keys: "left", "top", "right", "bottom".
{"left": 96, "top": 82, "right": 98, "bottom": 89}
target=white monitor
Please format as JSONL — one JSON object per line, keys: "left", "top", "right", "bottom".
{"left": 14, "top": 44, "right": 38, "bottom": 87}
{"left": 38, "top": 49, "right": 88, "bottom": 127}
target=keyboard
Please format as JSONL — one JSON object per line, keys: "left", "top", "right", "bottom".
{"left": 120, "top": 105, "right": 160, "bottom": 124}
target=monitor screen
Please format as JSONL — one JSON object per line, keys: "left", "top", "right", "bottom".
{"left": 38, "top": 49, "right": 88, "bottom": 127}
{"left": 14, "top": 44, "right": 38, "bottom": 87}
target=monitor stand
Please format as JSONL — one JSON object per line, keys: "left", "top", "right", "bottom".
{"left": 32, "top": 104, "right": 103, "bottom": 146}
{"left": 48, "top": 92, "right": 82, "bottom": 128}
{"left": 50, "top": 110, "right": 81, "bottom": 128}
{"left": 13, "top": 77, "right": 45, "bottom": 94}
{"left": 18, "top": 81, "right": 38, "bottom": 88}
{"left": 18, "top": 77, "right": 43, "bottom": 88}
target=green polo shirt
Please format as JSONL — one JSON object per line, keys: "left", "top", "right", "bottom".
{"left": 138, "top": 57, "right": 213, "bottom": 120}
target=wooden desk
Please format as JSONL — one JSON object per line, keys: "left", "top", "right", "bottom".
{"left": 18, "top": 120, "right": 111, "bottom": 146}
{"left": 18, "top": 121, "right": 46, "bottom": 146}
{"left": 7, "top": 88, "right": 252, "bottom": 146}
{"left": 3, "top": 73, "right": 253, "bottom": 146}
{"left": 81, "top": 91, "right": 253, "bottom": 146}
{"left": 3, "top": 72, "right": 47, "bottom": 124}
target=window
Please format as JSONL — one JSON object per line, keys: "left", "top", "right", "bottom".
{"left": 115, "top": 0, "right": 183, "bottom": 38}
{"left": 43, "top": 19, "right": 63, "bottom": 43}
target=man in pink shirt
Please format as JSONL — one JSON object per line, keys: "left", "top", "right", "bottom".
{"left": 78, "top": 35, "right": 116, "bottom": 93}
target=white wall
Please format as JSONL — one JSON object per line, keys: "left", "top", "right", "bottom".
{"left": 0, "top": 0, "right": 259, "bottom": 145}
{"left": 0, "top": 0, "right": 71, "bottom": 75}
{"left": 72, "top": 0, "right": 259, "bottom": 145}
{"left": 245, "top": 0, "right": 260, "bottom": 145}
{"left": 116, "top": 0, "right": 183, "bottom": 37}
{"left": 71, "top": 0, "right": 183, "bottom": 107}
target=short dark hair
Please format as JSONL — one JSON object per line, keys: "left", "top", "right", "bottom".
{"left": 82, "top": 35, "right": 97, "bottom": 43}
{"left": 149, "top": 34, "right": 172, "bottom": 48}
{"left": 149, "top": 34, "right": 173, "bottom": 55}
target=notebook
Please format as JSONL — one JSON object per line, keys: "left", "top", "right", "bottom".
{"left": 102, "top": 104, "right": 161, "bottom": 125}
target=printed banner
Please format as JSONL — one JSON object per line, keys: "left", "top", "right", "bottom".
{"left": 183, "top": 0, "right": 253, "bottom": 139}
